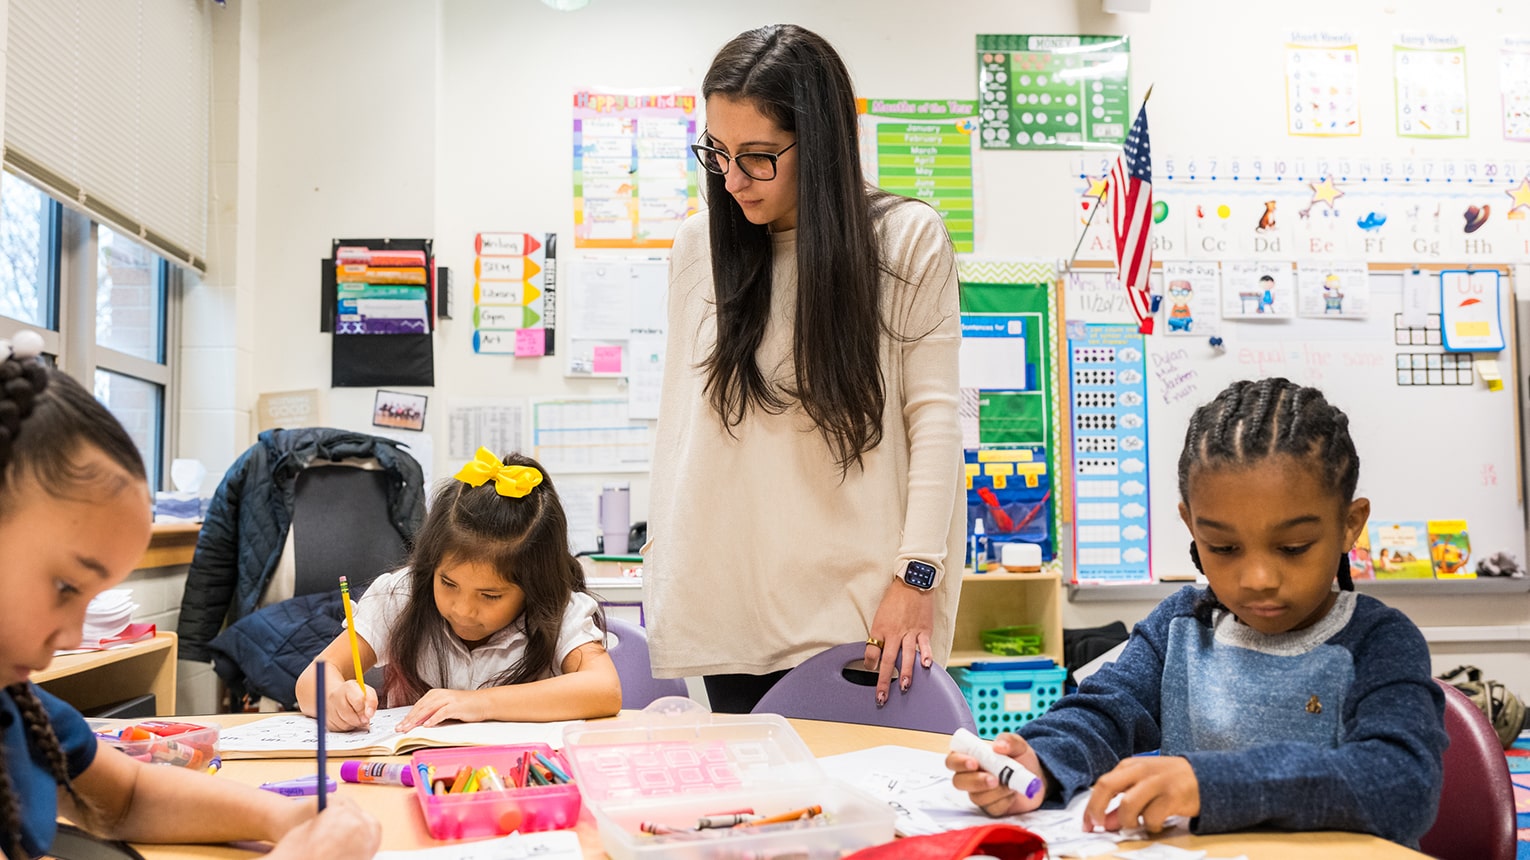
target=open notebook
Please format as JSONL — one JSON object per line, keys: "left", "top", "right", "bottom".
{"left": 215, "top": 706, "right": 581, "bottom": 759}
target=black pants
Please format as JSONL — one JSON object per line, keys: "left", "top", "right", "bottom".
{"left": 703, "top": 670, "right": 790, "bottom": 714}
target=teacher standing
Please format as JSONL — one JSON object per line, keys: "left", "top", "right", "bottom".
{"left": 647, "top": 23, "right": 965, "bottom": 713}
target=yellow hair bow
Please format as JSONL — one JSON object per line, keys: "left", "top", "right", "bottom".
{"left": 454, "top": 447, "right": 543, "bottom": 498}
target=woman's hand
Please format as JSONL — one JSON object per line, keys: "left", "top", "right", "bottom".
{"left": 397, "top": 689, "right": 486, "bottom": 731}
{"left": 1083, "top": 755, "right": 1199, "bottom": 834}
{"left": 866, "top": 576, "right": 935, "bottom": 706}
{"left": 266, "top": 797, "right": 380, "bottom": 860}
{"left": 327, "top": 679, "right": 377, "bottom": 732}
{"left": 946, "top": 732, "right": 1048, "bottom": 817}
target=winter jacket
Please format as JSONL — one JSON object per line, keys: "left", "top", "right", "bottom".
{"left": 176, "top": 427, "right": 425, "bottom": 663}
{"left": 208, "top": 591, "right": 351, "bottom": 710}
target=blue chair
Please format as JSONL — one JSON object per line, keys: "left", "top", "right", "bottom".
{"left": 1419, "top": 679, "right": 1516, "bottom": 860}
{"left": 604, "top": 616, "right": 689, "bottom": 709}
{"left": 751, "top": 642, "right": 977, "bottom": 735}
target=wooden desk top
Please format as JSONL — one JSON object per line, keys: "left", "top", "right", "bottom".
{"left": 34, "top": 632, "right": 177, "bottom": 684}
{"left": 131, "top": 713, "right": 1427, "bottom": 860}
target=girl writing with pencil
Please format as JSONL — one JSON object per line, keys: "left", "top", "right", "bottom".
{"left": 296, "top": 448, "right": 622, "bottom": 731}
{"left": 0, "top": 333, "right": 380, "bottom": 859}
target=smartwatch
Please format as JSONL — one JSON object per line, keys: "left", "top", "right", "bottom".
{"left": 897, "top": 560, "right": 939, "bottom": 591}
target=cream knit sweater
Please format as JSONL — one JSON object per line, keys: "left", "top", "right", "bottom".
{"left": 645, "top": 200, "right": 965, "bottom": 677}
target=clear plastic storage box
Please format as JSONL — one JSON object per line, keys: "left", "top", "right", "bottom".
{"left": 88, "top": 719, "right": 220, "bottom": 771}
{"left": 562, "top": 699, "right": 895, "bottom": 860}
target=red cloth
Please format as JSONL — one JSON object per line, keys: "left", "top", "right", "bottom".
{"left": 844, "top": 824, "right": 1046, "bottom": 860}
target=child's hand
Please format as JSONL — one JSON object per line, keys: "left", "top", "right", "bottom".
{"left": 945, "top": 732, "right": 1047, "bottom": 817}
{"left": 327, "top": 679, "right": 377, "bottom": 731}
{"left": 1083, "top": 755, "right": 1199, "bottom": 834}
{"left": 397, "top": 689, "right": 484, "bottom": 731}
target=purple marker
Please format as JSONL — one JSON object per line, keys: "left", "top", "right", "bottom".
{"left": 261, "top": 775, "right": 338, "bottom": 797}
{"left": 950, "top": 728, "right": 1043, "bottom": 799}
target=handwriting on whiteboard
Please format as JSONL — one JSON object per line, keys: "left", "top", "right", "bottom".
{"left": 1234, "top": 344, "right": 1386, "bottom": 385}
{"left": 1150, "top": 348, "right": 1200, "bottom": 405}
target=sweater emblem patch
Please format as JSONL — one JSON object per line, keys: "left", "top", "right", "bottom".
{"left": 1306, "top": 694, "right": 1323, "bottom": 714}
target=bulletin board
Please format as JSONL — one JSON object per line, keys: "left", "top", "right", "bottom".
{"left": 1140, "top": 267, "right": 1524, "bottom": 579}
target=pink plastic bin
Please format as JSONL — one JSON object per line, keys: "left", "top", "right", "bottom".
{"left": 410, "top": 744, "right": 580, "bottom": 841}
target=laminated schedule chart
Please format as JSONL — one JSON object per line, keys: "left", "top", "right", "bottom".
{"left": 1068, "top": 324, "right": 1152, "bottom": 585}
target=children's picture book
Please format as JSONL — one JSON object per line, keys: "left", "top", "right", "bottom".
{"left": 215, "top": 706, "right": 579, "bottom": 759}
{"left": 1348, "top": 528, "right": 1375, "bottom": 581}
{"left": 1370, "top": 521, "right": 1434, "bottom": 579}
{"left": 1427, "top": 519, "right": 1474, "bottom": 579}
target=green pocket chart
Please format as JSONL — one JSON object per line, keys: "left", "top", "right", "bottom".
{"left": 957, "top": 259, "right": 1065, "bottom": 538}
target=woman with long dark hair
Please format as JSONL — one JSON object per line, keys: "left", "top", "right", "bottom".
{"left": 647, "top": 24, "right": 964, "bottom": 713}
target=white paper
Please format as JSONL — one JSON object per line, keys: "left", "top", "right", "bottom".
{"left": 447, "top": 399, "right": 527, "bottom": 461}
{"left": 557, "top": 478, "right": 603, "bottom": 554}
{"left": 216, "top": 706, "right": 581, "bottom": 758}
{"left": 1221, "top": 261, "right": 1294, "bottom": 319}
{"left": 1400, "top": 270, "right": 1436, "bottom": 326}
{"left": 1159, "top": 261, "right": 1222, "bottom": 338}
{"left": 376, "top": 831, "right": 582, "bottom": 860}
{"left": 529, "top": 397, "right": 652, "bottom": 473}
{"left": 1066, "top": 270, "right": 1139, "bottom": 325}
{"left": 1295, "top": 261, "right": 1370, "bottom": 319}
{"left": 959, "top": 335, "right": 1029, "bottom": 390}
{"left": 627, "top": 334, "right": 665, "bottom": 420}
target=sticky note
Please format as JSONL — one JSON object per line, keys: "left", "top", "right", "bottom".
{"left": 1477, "top": 359, "right": 1503, "bottom": 391}
{"left": 514, "top": 329, "right": 546, "bottom": 357}
{"left": 593, "top": 345, "right": 623, "bottom": 374}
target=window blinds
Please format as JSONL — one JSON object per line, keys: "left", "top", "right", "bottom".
{"left": 6, "top": 0, "right": 210, "bottom": 272}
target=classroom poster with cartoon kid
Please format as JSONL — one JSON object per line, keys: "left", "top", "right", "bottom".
{"left": 1221, "top": 261, "right": 1294, "bottom": 319}
{"left": 1296, "top": 261, "right": 1370, "bottom": 318}
{"left": 1158, "top": 260, "right": 1221, "bottom": 337}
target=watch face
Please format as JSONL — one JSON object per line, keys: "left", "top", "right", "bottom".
{"left": 903, "top": 560, "right": 938, "bottom": 590}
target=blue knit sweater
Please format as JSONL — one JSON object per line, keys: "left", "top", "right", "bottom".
{"left": 1021, "top": 586, "right": 1446, "bottom": 846}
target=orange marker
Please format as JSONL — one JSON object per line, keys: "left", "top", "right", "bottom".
{"left": 448, "top": 765, "right": 473, "bottom": 794}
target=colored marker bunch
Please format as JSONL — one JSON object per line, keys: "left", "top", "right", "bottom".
{"left": 95, "top": 720, "right": 220, "bottom": 773}
{"left": 638, "top": 804, "right": 825, "bottom": 838}
{"left": 417, "top": 751, "right": 573, "bottom": 797}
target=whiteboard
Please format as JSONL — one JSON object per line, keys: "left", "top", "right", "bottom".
{"left": 1142, "top": 271, "right": 1524, "bottom": 579}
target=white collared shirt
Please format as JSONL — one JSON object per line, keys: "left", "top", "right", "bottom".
{"left": 353, "top": 568, "right": 605, "bottom": 691}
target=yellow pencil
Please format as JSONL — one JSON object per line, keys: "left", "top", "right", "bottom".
{"left": 339, "top": 576, "right": 365, "bottom": 695}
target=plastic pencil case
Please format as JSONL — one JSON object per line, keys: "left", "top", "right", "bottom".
{"left": 949, "top": 660, "right": 1067, "bottom": 738}
{"left": 409, "top": 744, "right": 579, "bottom": 841}
{"left": 562, "top": 698, "right": 894, "bottom": 860}
{"left": 87, "top": 719, "right": 219, "bottom": 770}
{"left": 980, "top": 624, "right": 1043, "bottom": 656}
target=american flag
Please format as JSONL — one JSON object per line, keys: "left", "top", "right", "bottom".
{"left": 1109, "top": 101, "right": 1154, "bottom": 334}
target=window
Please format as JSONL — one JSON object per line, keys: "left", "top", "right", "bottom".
{"left": 0, "top": 171, "right": 178, "bottom": 488}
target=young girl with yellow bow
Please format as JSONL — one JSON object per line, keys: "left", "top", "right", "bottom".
{"left": 296, "top": 449, "right": 621, "bottom": 730}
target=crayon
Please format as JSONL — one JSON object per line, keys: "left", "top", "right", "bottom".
{"left": 640, "top": 821, "right": 687, "bottom": 835}
{"left": 533, "top": 751, "right": 571, "bottom": 784}
{"left": 448, "top": 765, "right": 473, "bottom": 794}
{"left": 697, "top": 813, "right": 759, "bottom": 828}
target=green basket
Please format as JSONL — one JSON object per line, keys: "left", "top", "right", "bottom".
{"left": 980, "top": 625, "right": 1043, "bottom": 657}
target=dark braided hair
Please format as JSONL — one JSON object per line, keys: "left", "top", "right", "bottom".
{"left": 1177, "top": 378, "right": 1360, "bottom": 625}
{"left": 0, "top": 349, "right": 145, "bottom": 858}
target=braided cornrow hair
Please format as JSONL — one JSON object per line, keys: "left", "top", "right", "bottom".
{"left": 1177, "top": 377, "right": 1360, "bottom": 625}
{"left": 0, "top": 335, "right": 143, "bottom": 857}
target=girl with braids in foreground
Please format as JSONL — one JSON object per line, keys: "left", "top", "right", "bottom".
{"left": 0, "top": 332, "right": 379, "bottom": 859}
{"left": 947, "top": 378, "right": 1447, "bottom": 849}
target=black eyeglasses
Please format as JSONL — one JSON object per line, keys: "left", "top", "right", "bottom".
{"left": 691, "top": 132, "right": 797, "bottom": 181}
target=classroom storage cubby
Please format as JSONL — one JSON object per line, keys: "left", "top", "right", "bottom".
{"left": 947, "top": 570, "right": 1063, "bottom": 669}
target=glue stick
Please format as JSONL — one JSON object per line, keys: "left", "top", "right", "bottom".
{"left": 339, "top": 760, "right": 416, "bottom": 787}
{"left": 950, "top": 727, "right": 1043, "bottom": 799}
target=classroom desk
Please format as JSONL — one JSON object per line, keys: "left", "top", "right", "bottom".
{"left": 131, "top": 713, "right": 1427, "bottom": 860}
{"left": 35, "top": 632, "right": 177, "bottom": 717}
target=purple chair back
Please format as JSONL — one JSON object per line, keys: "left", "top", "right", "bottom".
{"left": 605, "top": 616, "right": 689, "bottom": 709}
{"left": 1419, "top": 679, "right": 1516, "bottom": 860}
{"left": 751, "top": 642, "right": 978, "bottom": 735}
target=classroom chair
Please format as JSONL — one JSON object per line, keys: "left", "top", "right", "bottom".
{"left": 1418, "top": 679, "right": 1517, "bottom": 860}
{"left": 46, "top": 823, "right": 144, "bottom": 860}
{"left": 751, "top": 642, "right": 978, "bottom": 735}
{"left": 604, "top": 616, "right": 689, "bottom": 708}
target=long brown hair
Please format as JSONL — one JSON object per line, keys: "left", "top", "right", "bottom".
{"left": 699, "top": 24, "right": 910, "bottom": 473}
{"left": 0, "top": 359, "right": 145, "bottom": 858}
{"left": 381, "top": 453, "right": 601, "bottom": 707}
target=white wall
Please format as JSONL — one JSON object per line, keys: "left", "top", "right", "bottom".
{"left": 227, "top": 0, "right": 1530, "bottom": 692}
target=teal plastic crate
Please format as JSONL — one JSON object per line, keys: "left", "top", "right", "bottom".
{"left": 949, "top": 660, "right": 1066, "bottom": 738}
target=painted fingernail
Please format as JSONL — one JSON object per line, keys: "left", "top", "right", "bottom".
{"left": 900, "top": 679, "right": 910, "bottom": 692}
{"left": 876, "top": 692, "right": 887, "bottom": 707}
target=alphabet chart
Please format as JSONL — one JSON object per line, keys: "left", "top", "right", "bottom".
{"left": 1069, "top": 324, "right": 1152, "bottom": 584}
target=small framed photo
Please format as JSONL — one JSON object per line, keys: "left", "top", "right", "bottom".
{"left": 372, "top": 389, "right": 427, "bottom": 432}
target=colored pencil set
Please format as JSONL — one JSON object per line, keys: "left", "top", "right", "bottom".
{"left": 417, "top": 751, "right": 573, "bottom": 796}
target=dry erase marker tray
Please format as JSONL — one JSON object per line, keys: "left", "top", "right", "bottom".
{"left": 409, "top": 744, "right": 580, "bottom": 840}
{"left": 88, "top": 719, "right": 220, "bottom": 772}
{"left": 561, "top": 699, "right": 894, "bottom": 860}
